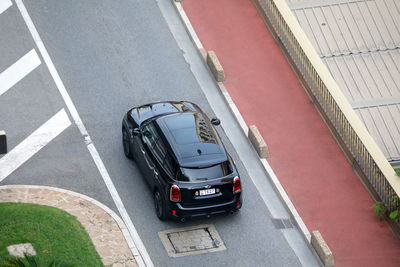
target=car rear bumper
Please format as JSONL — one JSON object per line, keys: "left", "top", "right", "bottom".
{"left": 166, "top": 194, "right": 242, "bottom": 221}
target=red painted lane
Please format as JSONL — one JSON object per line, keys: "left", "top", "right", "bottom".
{"left": 182, "top": 0, "right": 400, "bottom": 266}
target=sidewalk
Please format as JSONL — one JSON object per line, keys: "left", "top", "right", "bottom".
{"left": 0, "top": 185, "right": 137, "bottom": 267}
{"left": 181, "top": 0, "right": 400, "bottom": 266}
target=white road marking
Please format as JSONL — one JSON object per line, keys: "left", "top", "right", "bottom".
{"left": 0, "top": 49, "right": 41, "bottom": 96}
{"left": 0, "top": 109, "right": 71, "bottom": 182}
{"left": 0, "top": 0, "right": 12, "bottom": 14}
{"left": 14, "top": 1, "right": 153, "bottom": 266}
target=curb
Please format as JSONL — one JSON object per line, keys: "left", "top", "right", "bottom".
{"left": 172, "top": 0, "right": 313, "bottom": 244}
{"left": 311, "top": 231, "right": 334, "bottom": 267}
{"left": 248, "top": 125, "right": 269, "bottom": 158}
{"left": 0, "top": 185, "right": 142, "bottom": 267}
{"left": 206, "top": 51, "right": 225, "bottom": 82}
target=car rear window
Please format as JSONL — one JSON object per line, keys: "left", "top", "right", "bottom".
{"left": 178, "top": 161, "right": 232, "bottom": 181}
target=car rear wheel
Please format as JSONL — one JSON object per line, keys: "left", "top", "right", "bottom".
{"left": 122, "top": 127, "right": 133, "bottom": 159}
{"left": 154, "top": 190, "right": 167, "bottom": 220}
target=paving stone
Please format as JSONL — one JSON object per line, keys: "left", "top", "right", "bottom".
{"left": 126, "top": 260, "right": 138, "bottom": 267}
{"left": 7, "top": 243, "right": 36, "bottom": 257}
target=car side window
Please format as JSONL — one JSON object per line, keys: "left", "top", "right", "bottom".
{"left": 142, "top": 122, "right": 167, "bottom": 165}
{"left": 163, "top": 153, "right": 175, "bottom": 177}
{"left": 153, "top": 138, "right": 167, "bottom": 163}
{"left": 142, "top": 122, "right": 158, "bottom": 148}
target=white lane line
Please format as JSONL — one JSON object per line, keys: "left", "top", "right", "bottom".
{"left": 14, "top": 1, "right": 153, "bottom": 266}
{"left": 0, "top": 0, "right": 12, "bottom": 14}
{"left": 0, "top": 49, "right": 41, "bottom": 96}
{"left": 0, "top": 109, "right": 71, "bottom": 182}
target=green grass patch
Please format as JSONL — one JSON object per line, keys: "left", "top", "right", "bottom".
{"left": 0, "top": 203, "right": 103, "bottom": 266}
{"left": 396, "top": 168, "right": 400, "bottom": 177}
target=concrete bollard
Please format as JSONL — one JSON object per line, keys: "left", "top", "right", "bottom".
{"left": 206, "top": 51, "right": 225, "bottom": 82}
{"left": 0, "top": 130, "right": 6, "bottom": 154}
{"left": 311, "top": 230, "right": 334, "bottom": 267}
{"left": 248, "top": 125, "right": 269, "bottom": 158}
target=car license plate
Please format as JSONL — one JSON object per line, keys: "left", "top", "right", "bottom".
{"left": 199, "top": 188, "right": 215, "bottom": 196}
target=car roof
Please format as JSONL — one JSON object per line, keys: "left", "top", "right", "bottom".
{"left": 156, "top": 111, "right": 228, "bottom": 168}
{"left": 129, "top": 101, "right": 198, "bottom": 126}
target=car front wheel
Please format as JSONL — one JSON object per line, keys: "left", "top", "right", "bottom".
{"left": 154, "top": 190, "right": 167, "bottom": 220}
{"left": 122, "top": 127, "right": 133, "bottom": 159}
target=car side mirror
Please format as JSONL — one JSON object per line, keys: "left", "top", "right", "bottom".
{"left": 211, "top": 118, "right": 221, "bottom": 126}
{"left": 132, "top": 128, "right": 140, "bottom": 136}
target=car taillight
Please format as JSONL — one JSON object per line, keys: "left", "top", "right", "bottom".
{"left": 233, "top": 176, "right": 241, "bottom": 194}
{"left": 170, "top": 185, "right": 181, "bottom": 202}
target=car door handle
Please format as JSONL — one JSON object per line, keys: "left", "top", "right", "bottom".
{"left": 141, "top": 148, "right": 155, "bottom": 169}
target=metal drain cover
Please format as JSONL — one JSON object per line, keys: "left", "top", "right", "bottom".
{"left": 158, "top": 224, "right": 226, "bottom": 257}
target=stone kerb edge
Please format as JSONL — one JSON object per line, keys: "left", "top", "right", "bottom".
{"left": 199, "top": 48, "right": 207, "bottom": 61}
{"left": 206, "top": 51, "right": 226, "bottom": 82}
{"left": 248, "top": 125, "right": 269, "bottom": 158}
{"left": 0, "top": 185, "right": 142, "bottom": 267}
{"left": 311, "top": 231, "right": 334, "bottom": 267}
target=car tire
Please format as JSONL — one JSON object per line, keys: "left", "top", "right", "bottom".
{"left": 154, "top": 190, "right": 167, "bottom": 220}
{"left": 122, "top": 127, "right": 134, "bottom": 159}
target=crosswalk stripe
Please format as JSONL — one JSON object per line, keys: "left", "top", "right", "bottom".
{"left": 0, "top": 109, "right": 71, "bottom": 182}
{"left": 0, "top": 0, "right": 12, "bottom": 14}
{"left": 0, "top": 49, "right": 41, "bottom": 96}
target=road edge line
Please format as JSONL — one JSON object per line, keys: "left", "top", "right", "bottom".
{"left": 14, "top": 1, "right": 153, "bottom": 266}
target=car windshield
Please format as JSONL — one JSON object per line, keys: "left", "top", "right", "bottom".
{"left": 178, "top": 161, "right": 232, "bottom": 182}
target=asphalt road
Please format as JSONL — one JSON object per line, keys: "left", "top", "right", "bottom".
{"left": 0, "top": 0, "right": 319, "bottom": 266}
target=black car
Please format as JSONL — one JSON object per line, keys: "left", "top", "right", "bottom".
{"left": 122, "top": 101, "right": 242, "bottom": 221}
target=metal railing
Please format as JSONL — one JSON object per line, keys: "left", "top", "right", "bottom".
{"left": 254, "top": 0, "right": 400, "bottom": 213}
